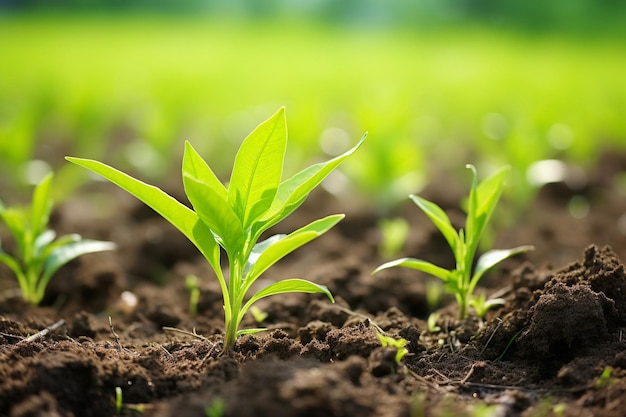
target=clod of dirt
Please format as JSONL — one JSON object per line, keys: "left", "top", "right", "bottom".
{"left": 519, "top": 283, "right": 615, "bottom": 359}
{"left": 515, "top": 245, "right": 625, "bottom": 363}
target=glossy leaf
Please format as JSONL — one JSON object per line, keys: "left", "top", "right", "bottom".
{"left": 183, "top": 175, "right": 245, "bottom": 253}
{"left": 182, "top": 141, "right": 227, "bottom": 202}
{"left": 66, "top": 157, "right": 221, "bottom": 272}
{"left": 30, "top": 172, "right": 53, "bottom": 237}
{"left": 373, "top": 258, "right": 451, "bottom": 282}
{"left": 471, "top": 245, "right": 535, "bottom": 290}
{"left": 228, "top": 107, "right": 286, "bottom": 228}
{"left": 245, "top": 214, "right": 344, "bottom": 284}
{"left": 409, "top": 194, "right": 458, "bottom": 253}
{"left": 241, "top": 278, "right": 334, "bottom": 316}
{"left": 39, "top": 239, "right": 117, "bottom": 301}
{"left": 257, "top": 133, "right": 366, "bottom": 235}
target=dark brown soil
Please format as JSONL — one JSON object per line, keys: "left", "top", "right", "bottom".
{"left": 1, "top": 153, "right": 626, "bottom": 417}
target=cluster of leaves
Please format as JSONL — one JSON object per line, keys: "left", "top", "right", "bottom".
{"left": 68, "top": 108, "right": 365, "bottom": 352}
{"left": 374, "top": 165, "right": 533, "bottom": 319}
{"left": 0, "top": 173, "right": 116, "bottom": 305}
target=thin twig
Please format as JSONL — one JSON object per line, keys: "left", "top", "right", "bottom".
{"left": 17, "top": 319, "right": 66, "bottom": 345}
{"left": 162, "top": 326, "right": 210, "bottom": 342}
{"left": 109, "top": 316, "right": 124, "bottom": 350}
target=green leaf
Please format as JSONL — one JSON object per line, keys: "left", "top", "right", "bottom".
{"left": 257, "top": 133, "right": 366, "bottom": 235}
{"left": 0, "top": 208, "right": 26, "bottom": 257}
{"left": 38, "top": 239, "right": 117, "bottom": 302}
{"left": 244, "top": 233, "right": 286, "bottom": 275}
{"left": 182, "top": 141, "right": 227, "bottom": 202}
{"left": 245, "top": 214, "right": 344, "bottom": 284}
{"left": 236, "top": 328, "right": 268, "bottom": 337}
{"left": 0, "top": 250, "right": 24, "bottom": 284}
{"left": 228, "top": 107, "right": 287, "bottom": 228}
{"left": 30, "top": 172, "right": 54, "bottom": 238}
{"left": 183, "top": 175, "right": 245, "bottom": 254}
{"left": 241, "top": 278, "right": 334, "bottom": 317}
{"left": 466, "top": 165, "right": 509, "bottom": 247}
{"left": 373, "top": 257, "right": 451, "bottom": 282}
{"left": 34, "top": 230, "right": 57, "bottom": 258}
{"left": 409, "top": 194, "right": 458, "bottom": 253}
{"left": 471, "top": 245, "right": 534, "bottom": 290}
{"left": 65, "top": 157, "right": 221, "bottom": 272}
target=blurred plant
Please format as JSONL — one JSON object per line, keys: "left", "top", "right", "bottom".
{"left": 68, "top": 108, "right": 365, "bottom": 352}
{"left": 374, "top": 165, "right": 533, "bottom": 319}
{"left": 377, "top": 333, "right": 409, "bottom": 364}
{"left": 468, "top": 292, "right": 505, "bottom": 319}
{"left": 250, "top": 305, "right": 268, "bottom": 324}
{"left": 0, "top": 173, "right": 116, "bottom": 305}
{"left": 378, "top": 217, "right": 410, "bottom": 258}
{"left": 427, "top": 312, "right": 441, "bottom": 333}
{"left": 185, "top": 274, "right": 200, "bottom": 316}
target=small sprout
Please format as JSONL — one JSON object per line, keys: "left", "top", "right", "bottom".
{"left": 595, "top": 366, "right": 613, "bottom": 388}
{"left": 185, "top": 274, "right": 200, "bottom": 316}
{"left": 115, "top": 387, "right": 123, "bottom": 414}
{"left": 377, "top": 333, "right": 409, "bottom": 364}
{"left": 374, "top": 165, "right": 533, "bottom": 319}
{"left": 205, "top": 398, "right": 225, "bottom": 417}
{"left": 0, "top": 173, "right": 116, "bottom": 305}
{"left": 468, "top": 292, "right": 505, "bottom": 319}
{"left": 378, "top": 217, "right": 410, "bottom": 258}
{"left": 67, "top": 108, "right": 365, "bottom": 353}
{"left": 427, "top": 312, "right": 441, "bottom": 333}
{"left": 250, "top": 305, "right": 268, "bottom": 324}
{"left": 553, "top": 403, "right": 567, "bottom": 416}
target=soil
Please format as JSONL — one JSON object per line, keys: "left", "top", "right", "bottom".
{"left": 1, "top": 153, "right": 626, "bottom": 417}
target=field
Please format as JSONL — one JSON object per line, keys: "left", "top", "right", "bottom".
{"left": 1, "top": 13, "right": 626, "bottom": 417}
{"left": 2, "top": 14, "right": 626, "bottom": 205}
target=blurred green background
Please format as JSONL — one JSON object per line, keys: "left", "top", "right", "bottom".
{"left": 1, "top": 0, "right": 625, "bottom": 212}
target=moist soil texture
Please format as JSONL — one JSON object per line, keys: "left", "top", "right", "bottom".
{"left": 1, "top": 153, "right": 626, "bottom": 417}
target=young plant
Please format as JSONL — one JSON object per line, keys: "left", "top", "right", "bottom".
{"left": 67, "top": 108, "right": 365, "bottom": 352}
{"left": 377, "top": 333, "right": 409, "bottom": 364}
{"left": 373, "top": 165, "right": 533, "bottom": 319}
{"left": 0, "top": 173, "right": 116, "bottom": 305}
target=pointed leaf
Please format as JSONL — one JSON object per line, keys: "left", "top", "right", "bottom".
{"left": 65, "top": 157, "right": 221, "bottom": 272}
{"left": 241, "top": 278, "right": 334, "bottom": 318}
{"left": 38, "top": 239, "right": 117, "bottom": 302}
{"left": 0, "top": 208, "right": 26, "bottom": 256}
{"left": 466, "top": 165, "right": 509, "bottom": 247}
{"left": 228, "top": 108, "right": 287, "bottom": 228}
{"left": 471, "top": 245, "right": 534, "bottom": 290}
{"left": 244, "top": 233, "right": 286, "bottom": 275}
{"left": 30, "top": 172, "right": 54, "bottom": 237}
{"left": 183, "top": 174, "right": 244, "bottom": 253}
{"left": 257, "top": 133, "right": 366, "bottom": 235}
{"left": 373, "top": 257, "right": 451, "bottom": 282}
{"left": 0, "top": 250, "right": 24, "bottom": 282}
{"left": 182, "top": 141, "right": 227, "bottom": 202}
{"left": 34, "top": 230, "right": 57, "bottom": 257}
{"left": 409, "top": 194, "right": 458, "bottom": 252}
{"left": 245, "top": 214, "right": 344, "bottom": 284}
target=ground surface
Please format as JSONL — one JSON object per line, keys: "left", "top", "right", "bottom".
{"left": 1, "top": 154, "right": 626, "bottom": 417}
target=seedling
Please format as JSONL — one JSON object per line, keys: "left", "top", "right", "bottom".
{"left": 374, "top": 165, "right": 533, "bottom": 319}
{"left": 250, "top": 305, "right": 268, "bottom": 324}
{"left": 377, "top": 333, "right": 409, "bottom": 364}
{"left": 427, "top": 312, "right": 441, "bottom": 333}
{"left": 185, "top": 274, "right": 200, "bottom": 316}
{"left": 0, "top": 173, "right": 116, "bottom": 305}
{"left": 469, "top": 292, "right": 505, "bottom": 319}
{"left": 377, "top": 217, "right": 410, "bottom": 258}
{"left": 67, "top": 108, "right": 365, "bottom": 352}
